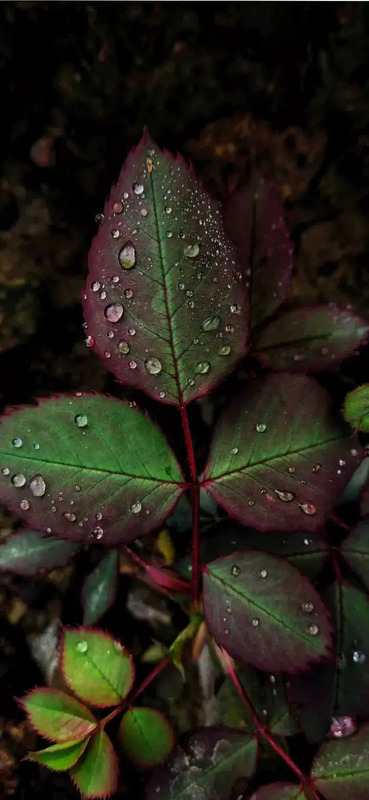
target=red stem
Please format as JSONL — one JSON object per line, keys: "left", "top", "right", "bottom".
{"left": 180, "top": 404, "right": 201, "bottom": 608}
{"left": 101, "top": 657, "right": 169, "bottom": 728}
{"left": 180, "top": 403, "right": 197, "bottom": 482}
{"left": 221, "top": 650, "right": 321, "bottom": 800}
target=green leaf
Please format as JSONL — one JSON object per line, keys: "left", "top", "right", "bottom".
{"left": 311, "top": 722, "right": 369, "bottom": 799}
{"left": 203, "top": 374, "right": 362, "bottom": 532}
{"left": 22, "top": 689, "right": 97, "bottom": 742}
{"left": 251, "top": 784, "right": 309, "bottom": 800}
{"left": 343, "top": 384, "right": 369, "bottom": 432}
{"left": 203, "top": 551, "right": 332, "bottom": 672}
{"left": 82, "top": 550, "right": 119, "bottom": 625}
{"left": 61, "top": 628, "right": 135, "bottom": 707}
{"left": 119, "top": 706, "right": 174, "bottom": 766}
{"left": 28, "top": 737, "right": 89, "bottom": 771}
{"left": 0, "top": 529, "right": 79, "bottom": 574}
{"left": 145, "top": 726, "right": 257, "bottom": 800}
{"left": 341, "top": 520, "right": 369, "bottom": 591}
{"left": 216, "top": 670, "right": 297, "bottom": 737}
{"left": 0, "top": 394, "right": 185, "bottom": 546}
{"left": 254, "top": 304, "right": 369, "bottom": 371}
{"left": 70, "top": 731, "right": 118, "bottom": 799}
{"left": 83, "top": 130, "right": 249, "bottom": 407}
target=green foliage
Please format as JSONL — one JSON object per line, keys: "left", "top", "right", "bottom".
{"left": 28, "top": 737, "right": 90, "bottom": 771}
{"left": 343, "top": 384, "right": 369, "bottom": 432}
{"left": 61, "top": 628, "right": 134, "bottom": 707}
{"left": 22, "top": 689, "right": 97, "bottom": 742}
{"left": 82, "top": 550, "right": 119, "bottom": 625}
{"left": 118, "top": 707, "right": 174, "bottom": 766}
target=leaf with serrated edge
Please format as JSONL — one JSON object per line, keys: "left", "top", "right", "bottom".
{"left": 83, "top": 130, "right": 249, "bottom": 407}
{"left": 224, "top": 174, "right": 293, "bottom": 327}
{"left": 22, "top": 689, "right": 96, "bottom": 742}
{"left": 203, "top": 551, "right": 332, "bottom": 673}
{"left": 341, "top": 520, "right": 369, "bottom": 591}
{"left": 70, "top": 731, "right": 118, "bottom": 800}
{"left": 28, "top": 737, "right": 89, "bottom": 771}
{"left": 254, "top": 304, "right": 369, "bottom": 371}
{"left": 145, "top": 726, "right": 257, "bottom": 800}
{"left": 311, "top": 722, "right": 369, "bottom": 800}
{"left": 61, "top": 628, "right": 134, "bottom": 707}
{"left": 344, "top": 384, "right": 369, "bottom": 432}
{"left": 0, "top": 529, "right": 79, "bottom": 575}
{"left": 0, "top": 394, "right": 185, "bottom": 546}
{"left": 82, "top": 550, "right": 118, "bottom": 626}
{"left": 203, "top": 374, "right": 362, "bottom": 533}
{"left": 250, "top": 783, "right": 308, "bottom": 800}
{"left": 119, "top": 707, "right": 174, "bottom": 766}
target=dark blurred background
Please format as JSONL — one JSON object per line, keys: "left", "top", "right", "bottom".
{"left": 1, "top": 2, "right": 369, "bottom": 796}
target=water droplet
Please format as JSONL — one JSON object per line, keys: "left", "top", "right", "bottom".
{"left": 118, "top": 340, "right": 130, "bottom": 355}
{"left": 231, "top": 565, "right": 240, "bottom": 577}
{"left": 312, "top": 464, "right": 321, "bottom": 473}
{"left": 219, "top": 344, "right": 231, "bottom": 356}
{"left": 184, "top": 244, "right": 199, "bottom": 258}
{"left": 64, "top": 512, "right": 76, "bottom": 522}
{"left": 92, "top": 281, "right": 101, "bottom": 292}
{"left": 145, "top": 357, "right": 162, "bottom": 375}
{"left": 275, "top": 489, "right": 295, "bottom": 503}
{"left": 223, "top": 627, "right": 229, "bottom": 635}
{"left": 252, "top": 618, "right": 260, "bottom": 627}
{"left": 128, "top": 328, "right": 136, "bottom": 336}
{"left": 12, "top": 473, "right": 26, "bottom": 487}
{"left": 1, "top": 467, "right": 9, "bottom": 475}
{"left": 353, "top": 650, "right": 366, "bottom": 664}
{"left": 119, "top": 242, "right": 136, "bottom": 269}
{"left": 129, "top": 360, "right": 137, "bottom": 370}
{"left": 231, "top": 446, "right": 238, "bottom": 455}
{"left": 114, "top": 640, "right": 122, "bottom": 653}
{"left": 105, "top": 303, "right": 124, "bottom": 323}
{"left": 130, "top": 501, "right": 142, "bottom": 514}
{"left": 225, "top": 324, "right": 234, "bottom": 333}
{"left": 107, "top": 331, "right": 114, "bottom": 340}
{"left": 178, "top": 282, "right": 185, "bottom": 291}
{"left": 166, "top": 231, "right": 173, "bottom": 239}
{"left": 300, "top": 503, "right": 316, "bottom": 516}
{"left": 195, "top": 361, "right": 210, "bottom": 374}
{"left": 75, "top": 484, "right": 81, "bottom": 491}
{"left": 140, "top": 208, "right": 148, "bottom": 218}
{"left": 75, "top": 414, "right": 88, "bottom": 428}
{"left": 133, "top": 182, "right": 144, "bottom": 195}
{"left": 307, "top": 623, "right": 319, "bottom": 635}
{"left": 29, "top": 475, "right": 46, "bottom": 497}
{"left": 256, "top": 423, "right": 266, "bottom": 433}
{"left": 288, "top": 466, "right": 296, "bottom": 473}
{"left": 20, "top": 499, "right": 30, "bottom": 511}
{"left": 77, "top": 640, "right": 88, "bottom": 653}
{"left": 12, "top": 438, "right": 22, "bottom": 448}
{"left": 165, "top": 206, "right": 172, "bottom": 215}
{"left": 330, "top": 716, "right": 356, "bottom": 739}
{"left": 351, "top": 448, "right": 358, "bottom": 457}
{"left": 113, "top": 201, "right": 123, "bottom": 214}
{"left": 202, "top": 316, "right": 220, "bottom": 332}
{"left": 112, "top": 275, "right": 119, "bottom": 283}
{"left": 95, "top": 212, "right": 104, "bottom": 225}
{"left": 159, "top": 391, "right": 166, "bottom": 399}
{"left": 259, "top": 569, "right": 268, "bottom": 578}
{"left": 111, "top": 228, "right": 120, "bottom": 239}
{"left": 95, "top": 512, "right": 102, "bottom": 521}
{"left": 99, "top": 290, "right": 107, "bottom": 300}
{"left": 230, "top": 304, "right": 241, "bottom": 314}
{"left": 124, "top": 288, "right": 133, "bottom": 299}
{"left": 339, "top": 459, "right": 346, "bottom": 467}
{"left": 85, "top": 335, "right": 95, "bottom": 347}
{"left": 302, "top": 602, "right": 314, "bottom": 613}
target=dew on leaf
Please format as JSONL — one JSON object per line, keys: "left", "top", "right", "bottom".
{"left": 85, "top": 335, "right": 95, "bottom": 347}
{"left": 33, "top": 443, "right": 40, "bottom": 450}
{"left": 129, "top": 360, "right": 137, "bottom": 369}
{"left": 29, "top": 475, "right": 46, "bottom": 497}
{"left": 112, "top": 201, "right": 123, "bottom": 214}
{"left": 64, "top": 512, "right": 76, "bottom": 522}
{"left": 301, "top": 602, "right": 314, "bottom": 613}
{"left": 140, "top": 208, "right": 148, "bottom": 217}
{"left": 124, "top": 289, "right": 133, "bottom": 299}
{"left": 128, "top": 328, "right": 136, "bottom": 336}
{"left": 231, "top": 565, "right": 241, "bottom": 577}
{"left": 2, "top": 468, "right": 9, "bottom": 475}
{"left": 188, "top": 300, "right": 195, "bottom": 309}
{"left": 95, "top": 213, "right": 104, "bottom": 224}
{"left": 225, "top": 324, "right": 234, "bottom": 333}
{"left": 75, "top": 485, "right": 81, "bottom": 492}
{"left": 91, "top": 281, "right": 101, "bottom": 292}
{"left": 230, "top": 446, "right": 238, "bottom": 455}
{"left": 219, "top": 344, "right": 231, "bottom": 356}
{"left": 77, "top": 640, "right": 88, "bottom": 653}
{"left": 259, "top": 569, "right": 268, "bottom": 578}
{"left": 184, "top": 244, "right": 199, "bottom": 258}
{"left": 91, "top": 526, "right": 103, "bottom": 540}
{"left": 99, "top": 290, "right": 107, "bottom": 300}
{"left": 166, "top": 231, "right": 173, "bottom": 238}
{"left": 339, "top": 459, "right": 346, "bottom": 467}
{"left": 159, "top": 391, "right": 166, "bottom": 399}
{"left": 118, "top": 340, "right": 130, "bottom": 354}
{"left": 111, "top": 229, "right": 120, "bottom": 239}
{"left": 119, "top": 242, "right": 136, "bottom": 269}
{"left": 202, "top": 315, "right": 220, "bottom": 332}
{"left": 12, "top": 438, "right": 22, "bottom": 448}
{"left": 132, "top": 182, "right": 144, "bottom": 195}
{"left": 95, "top": 512, "right": 102, "bottom": 521}
{"left": 130, "top": 501, "right": 142, "bottom": 514}
{"left": 12, "top": 473, "right": 26, "bottom": 488}
{"left": 252, "top": 618, "right": 260, "bottom": 627}
{"left": 307, "top": 623, "right": 319, "bottom": 635}
{"left": 248, "top": 499, "right": 255, "bottom": 506}
{"left": 353, "top": 650, "right": 366, "bottom": 664}
{"left": 75, "top": 414, "right": 88, "bottom": 428}
{"left": 275, "top": 489, "right": 294, "bottom": 503}
{"left": 145, "top": 357, "right": 162, "bottom": 375}
{"left": 330, "top": 716, "right": 356, "bottom": 738}
{"left": 165, "top": 206, "right": 172, "bottom": 214}
{"left": 107, "top": 331, "right": 114, "bottom": 339}
{"left": 195, "top": 361, "right": 210, "bottom": 374}
{"left": 20, "top": 499, "right": 30, "bottom": 510}
{"left": 178, "top": 282, "right": 185, "bottom": 291}
{"left": 256, "top": 423, "right": 266, "bottom": 433}
{"left": 312, "top": 464, "right": 321, "bottom": 473}
{"left": 104, "top": 303, "right": 124, "bottom": 323}
{"left": 351, "top": 448, "right": 358, "bottom": 457}
{"left": 230, "top": 304, "right": 241, "bottom": 314}
{"left": 300, "top": 503, "right": 316, "bottom": 516}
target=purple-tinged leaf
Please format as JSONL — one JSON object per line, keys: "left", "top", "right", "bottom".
{"left": 311, "top": 722, "right": 369, "bottom": 799}
{"left": 203, "top": 374, "right": 362, "bottom": 533}
{"left": 360, "top": 481, "right": 369, "bottom": 517}
{"left": 28, "top": 736, "right": 90, "bottom": 771}
{"left": 341, "top": 520, "right": 369, "bottom": 591}
{"left": 216, "top": 669, "right": 297, "bottom": 737}
{"left": 0, "top": 529, "right": 79, "bottom": 575}
{"left": 249, "top": 784, "right": 308, "bottom": 800}
{"left": 82, "top": 550, "right": 118, "bottom": 626}
{"left": 224, "top": 174, "right": 293, "bottom": 327}
{"left": 0, "top": 394, "right": 185, "bottom": 546}
{"left": 254, "top": 305, "right": 369, "bottom": 371}
{"left": 83, "top": 131, "right": 249, "bottom": 407}
{"left": 203, "top": 551, "right": 332, "bottom": 673}
{"left": 145, "top": 726, "right": 257, "bottom": 800}
{"left": 22, "top": 689, "right": 97, "bottom": 742}
{"left": 70, "top": 731, "right": 118, "bottom": 799}
{"left": 118, "top": 706, "right": 175, "bottom": 766}
{"left": 61, "top": 628, "right": 134, "bottom": 708}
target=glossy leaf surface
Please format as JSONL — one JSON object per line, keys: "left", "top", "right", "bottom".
{"left": 28, "top": 737, "right": 89, "bottom": 771}
{"left": 344, "top": 384, "right": 369, "bottom": 432}
{"left": 216, "top": 669, "right": 297, "bottom": 737}
{"left": 203, "top": 551, "right": 332, "bottom": 673}
{"left": 70, "top": 731, "right": 118, "bottom": 799}
{"left": 145, "top": 726, "right": 257, "bottom": 800}
{"left": 250, "top": 784, "right": 308, "bottom": 800}
{"left": 224, "top": 174, "right": 293, "bottom": 326}
{"left": 0, "top": 394, "right": 185, "bottom": 546}
{"left": 119, "top": 707, "right": 174, "bottom": 766}
{"left": 0, "top": 529, "right": 79, "bottom": 574}
{"left": 83, "top": 131, "right": 249, "bottom": 406}
{"left": 203, "top": 374, "right": 361, "bottom": 532}
{"left": 311, "top": 723, "right": 369, "bottom": 799}
{"left": 341, "top": 520, "right": 369, "bottom": 591}
{"left": 22, "top": 689, "right": 96, "bottom": 742}
{"left": 82, "top": 550, "right": 119, "bottom": 625}
{"left": 61, "top": 628, "right": 134, "bottom": 707}
{"left": 254, "top": 305, "right": 369, "bottom": 371}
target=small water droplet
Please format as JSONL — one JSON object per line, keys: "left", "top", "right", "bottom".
{"left": 184, "top": 244, "right": 199, "bottom": 258}
{"left": 145, "top": 357, "right": 162, "bottom": 375}
{"left": 188, "top": 300, "right": 195, "bottom": 309}
{"left": 219, "top": 344, "right": 231, "bottom": 356}
{"left": 130, "top": 501, "right": 142, "bottom": 514}
{"left": 312, "top": 464, "right": 321, "bottom": 473}
{"left": 64, "top": 512, "right": 76, "bottom": 522}
{"left": 113, "top": 201, "right": 123, "bottom": 214}
{"left": 230, "top": 304, "right": 241, "bottom": 314}
{"left": 165, "top": 206, "right": 172, "bottom": 214}
{"left": 339, "top": 459, "right": 346, "bottom": 467}
{"left": 20, "top": 499, "right": 30, "bottom": 511}
{"left": 159, "top": 391, "right": 166, "bottom": 399}
{"left": 225, "top": 324, "right": 234, "bottom": 334}
{"left": 111, "top": 228, "right": 120, "bottom": 239}
{"left": 195, "top": 361, "right": 210, "bottom": 374}
{"left": 95, "top": 512, "right": 103, "bottom": 521}
{"left": 12, "top": 438, "right": 22, "bottom": 448}
{"left": 288, "top": 466, "right": 296, "bottom": 473}
{"left": 1, "top": 467, "right": 9, "bottom": 475}
{"left": 118, "top": 340, "right": 130, "bottom": 355}
{"left": 353, "top": 650, "right": 366, "bottom": 664}
{"left": 105, "top": 303, "right": 124, "bottom": 323}
{"left": 75, "top": 484, "right": 81, "bottom": 491}
{"left": 351, "top": 448, "right": 358, "bottom": 457}
{"left": 12, "top": 473, "right": 26, "bottom": 487}
{"left": 307, "top": 623, "right": 319, "bottom": 635}
{"left": 119, "top": 242, "right": 136, "bottom": 269}
{"left": 99, "top": 290, "right": 107, "bottom": 300}
{"left": 91, "top": 526, "right": 104, "bottom": 540}
{"left": 75, "top": 414, "right": 88, "bottom": 428}
{"left": 275, "top": 489, "right": 295, "bottom": 503}
{"left": 128, "top": 328, "right": 136, "bottom": 336}
{"left": 252, "top": 618, "right": 260, "bottom": 627}
{"left": 95, "top": 212, "right": 104, "bottom": 225}
{"left": 230, "top": 446, "right": 238, "bottom": 455}
{"left": 202, "top": 315, "right": 220, "bottom": 332}
{"left": 133, "top": 182, "right": 144, "bottom": 195}
{"left": 92, "top": 281, "right": 101, "bottom": 292}
{"left": 29, "top": 475, "right": 46, "bottom": 497}
{"left": 77, "top": 640, "right": 88, "bottom": 653}
{"left": 301, "top": 601, "right": 314, "bottom": 613}
{"left": 330, "top": 716, "right": 356, "bottom": 738}
{"left": 124, "top": 288, "right": 133, "bottom": 299}
{"left": 259, "top": 569, "right": 268, "bottom": 578}
{"left": 112, "top": 275, "right": 119, "bottom": 283}
{"left": 256, "top": 423, "right": 266, "bottom": 433}
{"left": 85, "top": 335, "right": 95, "bottom": 347}
{"left": 231, "top": 565, "right": 241, "bottom": 577}
{"left": 300, "top": 503, "right": 316, "bottom": 516}
{"left": 178, "top": 282, "right": 185, "bottom": 291}
{"left": 129, "top": 360, "right": 138, "bottom": 370}
{"left": 166, "top": 231, "right": 173, "bottom": 238}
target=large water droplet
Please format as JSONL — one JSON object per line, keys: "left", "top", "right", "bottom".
{"left": 12, "top": 438, "right": 22, "bottom": 448}
{"left": 307, "top": 623, "right": 319, "bottom": 635}
{"left": 300, "top": 503, "right": 316, "bottom": 516}
{"left": 77, "top": 640, "right": 88, "bottom": 653}
{"left": 353, "top": 650, "right": 366, "bottom": 664}
{"left": 301, "top": 601, "right": 314, "bottom": 613}
{"left": 118, "top": 340, "right": 130, "bottom": 355}
{"left": 105, "top": 303, "right": 124, "bottom": 323}
{"left": 184, "top": 244, "right": 199, "bottom": 258}
{"left": 231, "top": 565, "right": 240, "bottom": 577}
{"left": 330, "top": 716, "right": 356, "bottom": 739}
{"left": 275, "top": 489, "right": 295, "bottom": 503}
{"left": 133, "top": 182, "right": 144, "bottom": 195}
{"left": 202, "top": 315, "right": 220, "bottom": 332}
{"left": 12, "top": 473, "right": 26, "bottom": 488}
{"left": 130, "top": 501, "right": 142, "bottom": 514}
{"left": 195, "top": 361, "right": 210, "bottom": 374}
{"left": 92, "top": 281, "right": 101, "bottom": 292}
{"left": 119, "top": 242, "right": 136, "bottom": 269}
{"left": 145, "top": 357, "right": 162, "bottom": 375}
{"left": 256, "top": 423, "right": 266, "bottom": 433}
{"left": 2, "top": 468, "right": 9, "bottom": 475}
{"left": 29, "top": 475, "right": 46, "bottom": 497}
{"left": 75, "top": 414, "right": 88, "bottom": 428}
